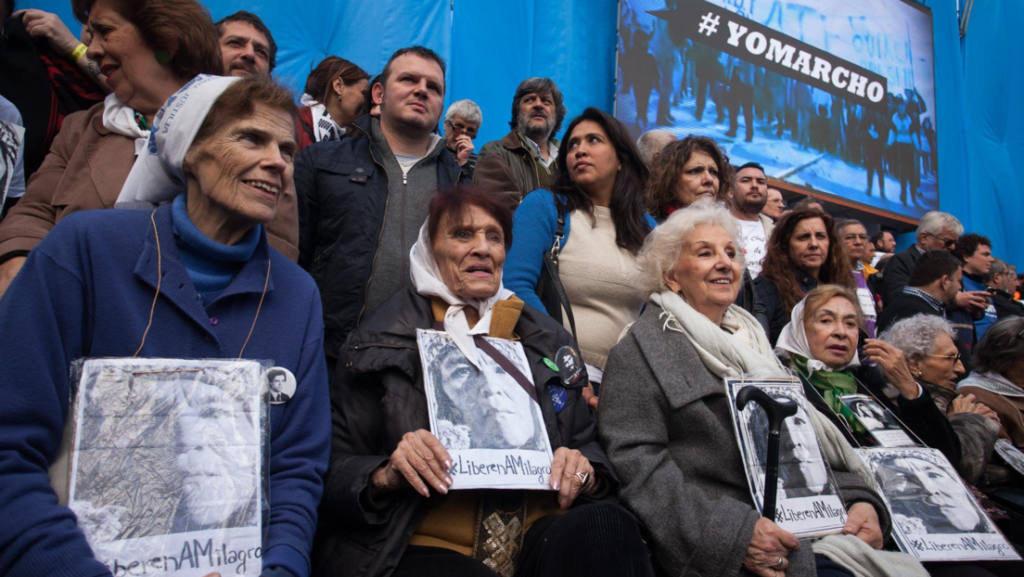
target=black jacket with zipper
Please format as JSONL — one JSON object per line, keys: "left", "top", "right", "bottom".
{"left": 311, "top": 286, "right": 617, "bottom": 577}
{"left": 295, "top": 114, "right": 470, "bottom": 360}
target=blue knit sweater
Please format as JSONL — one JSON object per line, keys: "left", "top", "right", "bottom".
{"left": 504, "top": 189, "right": 657, "bottom": 314}
{"left": 0, "top": 203, "right": 329, "bottom": 577}
{"left": 172, "top": 194, "right": 261, "bottom": 299}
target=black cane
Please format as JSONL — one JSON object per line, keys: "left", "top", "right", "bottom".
{"left": 736, "top": 386, "right": 798, "bottom": 522}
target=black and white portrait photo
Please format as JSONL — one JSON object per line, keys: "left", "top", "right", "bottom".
{"left": 68, "top": 359, "right": 264, "bottom": 572}
{"left": 417, "top": 329, "right": 554, "bottom": 490}
{"left": 0, "top": 119, "right": 24, "bottom": 203}
{"left": 859, "top": 447, "right": 1019, "bottom": 561}
{"left": 995, "top": 439, "right": 1024, "bottom": 477}
{"left": 264, "top": 367, "right": 296, "bottom": 404}
{"left": 728, "top": 379, "right": 847, "bottom": 537}
{"left": 839, "top": 395, "right": 916, "bottom": 447}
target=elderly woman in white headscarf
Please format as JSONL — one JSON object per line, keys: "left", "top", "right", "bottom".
{"left": 319, "top": 186, "right": 653, "bottom": 577}
{"left": 775, "top": 286, "right": 963, "bottom": 471}
{"left": 599, "top": 200, "right": 927, "bottom": 577}
{"left": 0, "top": 76, "right": 329, "bottom": 576}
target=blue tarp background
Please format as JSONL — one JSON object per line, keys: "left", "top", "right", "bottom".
{"left": 18, "top": 0, "right": 1023, "bottom": 266}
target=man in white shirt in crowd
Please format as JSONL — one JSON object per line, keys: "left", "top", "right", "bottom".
{"left": 728, "top": 162, "right": 773, "bottom": 278}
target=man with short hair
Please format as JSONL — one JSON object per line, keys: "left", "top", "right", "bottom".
{"left": 955, "top": 233, "right": 998, "bottom": 338}
{"left": 881, "top": 211, "right": 976, "bottom": 308}
{"left": 986, "top": 258, "right": 1024, "bottom": 320}
{"left": 442, "top": 99, "right": 482, "bottom": 176}
{"left": 635, "top": 129, "right": 675, "bottom": 167}
{"left": 877, "top": 250, "right": 973, "bottom": 368}
{"left": 727, "top": 162, "right": 773, "bottom": 279}
{"left": 871, "top": 230, "right": 897, "bottom": 254}
{"left": 295, "top": 46, "right": 469, "bottom": 364}
{"left": 215, "top": 11, "right": 275, "bottom": 80}
{"left": 474, "top": 77, "right": 566, "bottom": 207}
{"left": 762, "top": 187, "right": 785, "bottom": 221}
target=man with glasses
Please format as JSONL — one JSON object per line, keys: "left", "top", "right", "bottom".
{"left": 881, "top": 211, "right": 972, "bottom": 307}
{"left": 838, "top": 219, "right": 879, "bottom": 337}
{"left": 986, "top": 258, "right": 1024, "bottom": 321}
{"left": 442, "top": 99, "right": 482, "bottom": 177}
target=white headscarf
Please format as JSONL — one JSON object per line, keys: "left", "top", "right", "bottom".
{"left": 116, "top": 75, "right": 241, "bottom": 208}
{"left": 299, "top": 93, "right": 345, "bottom": 143}
{"left": 776, "top": 296, "right": 861, "bottom": 375}
{"left": 101, "top": 93, "right": 150, "bottom": 155}
{"left": 409, "top": 222, "right": 514, "bottom": 368}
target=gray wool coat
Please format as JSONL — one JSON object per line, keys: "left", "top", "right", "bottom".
{"left": 598, "top": 303, "right": 890, "bottom": 577}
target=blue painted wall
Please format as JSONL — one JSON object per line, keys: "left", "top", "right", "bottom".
{"left": 15, "top": 0, "right": 1023, "bottom": 265}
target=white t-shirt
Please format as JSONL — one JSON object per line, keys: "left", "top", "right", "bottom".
{"left": 735, "top": 217, "right": 768, "bottom": 278}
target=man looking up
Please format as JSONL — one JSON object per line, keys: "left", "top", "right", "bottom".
{"left": 955, "top": 233, "right": 998, "bottom": 338}
{"left": 442, "top": 99, "right": 482, "bottom": 177}
{"left": 838, "top": 219, "right": 879, "bottom": 337}
{"left": 474, "top": 77, "right": 566, "bottom": 208}
{"left": 762, "top": 187, "right": 785, "bottom": 221}
{"left": 727, "top": 162, "right": 772, "bottom": 279}
{"left": 215, "top": 11, "right": 275, "bottom": 80}
{"left": 295, "top": 46, "right": 469, "bottom": 366}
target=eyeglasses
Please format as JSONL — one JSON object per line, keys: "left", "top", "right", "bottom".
{"left": 925, "top": 232, "right": 958, "bottom": 249}
{"left": 927, "top": 352, "right": 962, "bottom": 363}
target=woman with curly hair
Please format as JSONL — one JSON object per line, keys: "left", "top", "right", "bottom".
{"left": 753, "top": 209, "right": 855, "bottom": 344}
{"left": 646, "top": 135, "right": 732, "bottom": 221}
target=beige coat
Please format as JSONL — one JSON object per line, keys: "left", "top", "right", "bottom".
{"left": 0, "top": 102, "right": 299, "bottom": 261}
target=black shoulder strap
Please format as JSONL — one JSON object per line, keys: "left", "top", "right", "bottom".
{"left": 473, "top": 336, "right": 539, "bottom": 404}
{"left": 545, "top": 205, "right": 577, "bottom": 338}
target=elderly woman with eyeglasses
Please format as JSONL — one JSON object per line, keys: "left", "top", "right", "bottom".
{"left": 881, "top": 314, "right": 1000, "bottom": 484}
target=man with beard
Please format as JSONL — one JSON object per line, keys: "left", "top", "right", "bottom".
{"left": 474, "top": 77, "right": 567, "bottom": 209}
{"left": 728, "top": 162, "right": 773, "bottom": 279}
{"left": 215, "top": 11, "right": 275, "bottom": 81}
{"left": 295, "top": 46, "right": 470, "bottom": 367}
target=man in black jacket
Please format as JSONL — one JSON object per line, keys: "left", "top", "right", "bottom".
{"left": 880, "top": 211, "right": 963, "bottom": 307}
{"left": 877, "top": 251, "right": 974, "bottom": 370}
{"left": 295, "top": 46, "right": 470, "bottom": 364}
{"left": 988, "top": 258, "right": 1024, "bottom": 320}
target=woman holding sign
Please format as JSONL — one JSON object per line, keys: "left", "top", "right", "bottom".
{"left": 599, "top": 200, "right": 921, "bottom": 577}
{"left": 318, "top": 187, "right": 653, "bottom": 577}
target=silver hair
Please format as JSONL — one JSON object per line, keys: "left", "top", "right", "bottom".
{"left": 917, "top": 211, "right": 963, "bottom": 237}
{"left": 880, "top": 314, "right": 956, "bottom": 362}
{"left": 637, "top": 198, "right": 744, "bottom": 295}
{"left": 635, "top": 129, "right": 676, "bottom": 166}
{"left": 990, "top": 258, "right": 1009, "bottom": 277}
{"left": 835, "top": 218, "right": 864, "bottom": 234}
{"left": 444, "top": 99, "right": 482, "bottom": 125}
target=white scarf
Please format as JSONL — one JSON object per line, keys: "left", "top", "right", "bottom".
{"left": 775, "top": 297, "right": 861, "bottom": 376}
{"left": 116, "top": 75, "right": 241, "bottom": 208}
{"left": 409, "top": 222, "right": 514, "bottom": 368}
{"left": 300, "top": 93, "right": 345, "bottom": 143}
{"left": 101, "top": 93, "right": 149, "bottom": 156}
{"left": 958, "top": 371, "right": 1024, "bottom": 397}
{"left": 650, "top": 290, "right": 784, "bottom": 378}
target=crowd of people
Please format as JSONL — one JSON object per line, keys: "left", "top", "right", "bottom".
{"left": 0, "top": 2, "right": 1023, "bottom": 577}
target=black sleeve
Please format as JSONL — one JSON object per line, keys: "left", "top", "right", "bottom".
{"left": 294, "top": 147, "right": 318, "bottom": 270}
{"left": 881, "top": 253, "right": 912, "bottom": 307}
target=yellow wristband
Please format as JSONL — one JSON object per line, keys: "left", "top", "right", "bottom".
{"left": 71, "top": 43, "right": 88, "bottom": 63}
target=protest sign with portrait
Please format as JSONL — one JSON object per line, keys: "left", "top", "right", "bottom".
{"left": 727, "top": 377, "right": 847, "bottom": 537}
{"left": 858, "top": 447, "right": 1020, "bottom": 562}
{"left": 67, "top": 358, "right": 268, "bottom": 576}
{"left": 417, "top": 329, "right": 554, "bottom": 490}
{"left": 839, "top": 394, "right": 917, "bottom": 447}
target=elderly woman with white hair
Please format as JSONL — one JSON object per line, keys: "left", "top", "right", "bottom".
{"left": 881, "top": 314, "right": 1001, "bottom": 484}
{"left": 0, "top": 76, "right": 329, "bottom": 576}
{"left": 599, "top": 200, "right": 926, "bottom": 577}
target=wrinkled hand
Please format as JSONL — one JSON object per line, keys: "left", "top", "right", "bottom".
{"left": 451, "top": 135, "right": 474, "bottom": 166}
{"left": 950, "top": 394, "right": 1001, "bottom": 423}
{"left": 0, "top": 256, "right": 27, "bottom": 301}
{"left": 862, "top": 339, "right": 918, "bottom": 399}
{"left": 744, "top": 517, "right": 799, "bottom": 577}
{"left": 549, "top": 447, "right": 596, "bottom": 509}
{"left": 582, "top": 382, "right": 599, "bottom": 410}
{"left": 843, "top": 502, "right": 884, "bottom": 549}
{"left": 15, "top": 10, "right": 80, "bottom": 56}
{"left": 955, "top": 291, "right": 990, "bottom": 312}
{"left": 371, "top": 429, "right": 452, "bottom": 497}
